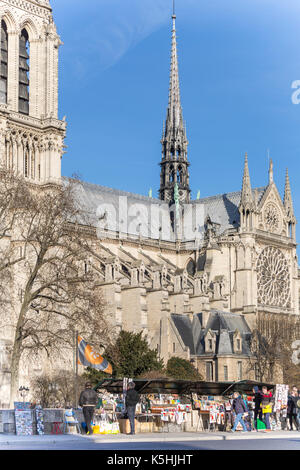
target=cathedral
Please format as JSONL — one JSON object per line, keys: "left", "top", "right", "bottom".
{"left": 0, "top": 0, "right": 298, "bottom": 406}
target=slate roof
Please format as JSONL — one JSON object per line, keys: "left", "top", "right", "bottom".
{"left": 171, "top": 310, "right": 252, "bottom": 357}
{"left": 66, "top": 177, "right": 266, "bottom": 243}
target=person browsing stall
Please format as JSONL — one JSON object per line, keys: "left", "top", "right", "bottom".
{"left": 125, "top": 382, "right": 140, "bottom": 435}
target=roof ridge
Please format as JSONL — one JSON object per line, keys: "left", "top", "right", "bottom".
{"left": 63, "top": 177, "right": 161, "bottom": 203}
{"left": 191, "top": 186, "right": 266, "bottom": 203}
{"left": 64, "top": 176, "right": 266, "bottom": 205}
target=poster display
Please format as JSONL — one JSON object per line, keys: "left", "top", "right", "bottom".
{"left": 15, "top": 409, "right": 33, "bottom": 436}
{"left": 35, "top": 406, "right": 44, "bottom": 435}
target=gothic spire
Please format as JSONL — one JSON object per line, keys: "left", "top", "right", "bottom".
{"left": 268, "top": 156, "right": 274, "bottom": 184}
{"left": 159, "top": 7, "right": 190, "bottom": 205}
{"left": 283, "top": 168, "right": 294, "bottom": 218}
{"left": 240, "top": 152, "right": 254, "bottom": 209}
{"left": 166, "top": 9, "right": 184, "bottom": 138}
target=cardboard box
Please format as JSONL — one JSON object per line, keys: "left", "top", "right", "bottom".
{"left": 137, "top": 421, "right": 153, "bottom": 433}
{"left": 118, "top": 418, "right": 138, "bottom": 434}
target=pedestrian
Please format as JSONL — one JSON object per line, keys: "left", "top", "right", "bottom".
{"left": 296, "top": 391, "right": 300, "bottom": 431}
{"left": 241, "top": 394, "right": 252, "bottom": 431}
{"left": 261, "top": 386, "right": 273, "bottom": 432}
{"left": 287, "top": 386, "right": 299, "bottom": 431}
{"left": 79, "top": 381, "right": 98, "bottom": 435}
{"left": 125, "top": 382, "right": 140, "bottom": 435}
{"left": 252, "top": 386, "right": 263, "bottom": 431}
{"left": 230, "top": 392, "right": 248, "bottom": 433}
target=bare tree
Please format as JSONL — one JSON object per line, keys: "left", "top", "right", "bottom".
{"left": 0, "top": 167, "right": 33, "bottom": 298}
{"left": 0, "top": 174, "right": 112, "bottom": 407}
{"left": 248, "top": 312, "right": 300, "bottom": 384}
{"left": 31, "top": 370, "right": 86, "bottom": 408}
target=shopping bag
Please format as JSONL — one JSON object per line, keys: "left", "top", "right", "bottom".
{"left": 257, "top": 418, "right": 266, "bottom": 430}
{"left": 111, "top": 422, "right": 120, "bottom": 434}
{"left": 92, "top": 425, "right": 100, "bottom": 434}
{"left": 99, "top": 422, "right": 106, "bottom": 434}
{"left": 103, "top": 422, "right": 113, "bottom": 434}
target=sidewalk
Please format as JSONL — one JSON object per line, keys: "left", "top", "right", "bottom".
{"left": 0, "top": 430, "right": 300, "bottom": 446}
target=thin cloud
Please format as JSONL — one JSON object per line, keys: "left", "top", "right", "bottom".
{"left": 55, "top": 0, "right": 172, "bottom": 74}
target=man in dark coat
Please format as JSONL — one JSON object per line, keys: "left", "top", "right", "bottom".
{"left": 287, "top": 386, "right": 299, "bottom": 431}
{"left": 125, "top": 382, "right": 140, "bottom": 435}
{"left": 79, "top": 382, "right": 98, "bottom": 435}
{"left": 252, "top": 386, "right": 263, "bottom": 431}
{"left": 230, "top": 392, "right": 248, "bottom": 432}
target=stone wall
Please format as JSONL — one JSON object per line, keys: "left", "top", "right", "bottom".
{"left": 0, "top": 409, "right": 84, "bottom": 434}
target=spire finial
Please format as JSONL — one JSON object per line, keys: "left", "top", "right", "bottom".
{"left": 268, "top": 154, "right": 273, "bottom": 184}
{"left": 173, "top": 0, "right": 176, "bottom": 17}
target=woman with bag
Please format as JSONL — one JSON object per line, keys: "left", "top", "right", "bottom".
{"left": 261, "top": 386, "right": 273, "bottom": 432}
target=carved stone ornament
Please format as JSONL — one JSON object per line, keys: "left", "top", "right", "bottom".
{"left": 264, "top": 202, "right": 281, "bottom": 233}
{"left": 257, "top": 246, "right": 291, "bottom": 308}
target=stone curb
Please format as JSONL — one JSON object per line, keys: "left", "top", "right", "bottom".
{"left": 0, "top": 431, "right": 299, "bottom": 446}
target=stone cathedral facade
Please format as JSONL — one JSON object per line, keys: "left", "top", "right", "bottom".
{"left": 0, "top": 0, "right": 298, "bottom": 405}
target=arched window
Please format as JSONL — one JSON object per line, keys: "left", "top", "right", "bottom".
{"left": 0, "top": 21, "right": 8, "bottom": 104}
{"left": 19, "top": 29, "right": 30, "bottom": 115}
{"left": 24, "top": 145, "right": 29, "bottom": 177}
{"left": 177, "top": 165, "right": 182, "bottom": 183}
{"left": 169, "top": 165, "right": 175, "bottom": 183}
{"left": 31, "top": 148, "right": 35, "bottom": 179}
{"left": 186, "top": 259, "right": 196, "bottom": 276}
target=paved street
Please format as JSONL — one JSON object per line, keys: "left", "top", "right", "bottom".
{"left": 1, "top": 431, "right": 300, "bottom": 450}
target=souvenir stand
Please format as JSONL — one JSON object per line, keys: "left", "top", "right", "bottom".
{"left": 94, "top": 379, "right": 276, "bottom": 434}
{"left": 91, "top": 390, "right": 121, "bottom": 435}
{"left": 95, "top": 378, "right": 198, "bottom": 433}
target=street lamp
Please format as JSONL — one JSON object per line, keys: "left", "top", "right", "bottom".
{"left": 19, "top": 386, "right": 29, "bottom": 403}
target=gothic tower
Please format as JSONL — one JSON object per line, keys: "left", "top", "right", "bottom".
{"left": 0, "top": 0, "right": 65, "bottom": 183}
{"left": 159, "top": 9, "right": 190, "bottom": 205}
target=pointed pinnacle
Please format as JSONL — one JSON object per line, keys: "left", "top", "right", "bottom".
{"left": 268, "top": 157, "right": 274, "bottom": 184}
{"left": 240, "top": 152, "right": 254, "bottom": 207}
{"left": 284, "top": 168, "right": 294, "bottom": 217}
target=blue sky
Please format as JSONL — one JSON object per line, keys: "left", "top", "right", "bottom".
{"left": 52, "top": 0, "right": 300, "bottom": 224}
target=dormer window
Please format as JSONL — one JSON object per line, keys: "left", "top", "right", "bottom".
{"left": 205, "top": 330, "right": 215, "bottom": 353}
{"left": 233, "top": 330, "right": 242, "bottom": 353}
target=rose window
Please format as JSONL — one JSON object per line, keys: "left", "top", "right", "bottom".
{"left": 264, "top": 202, "right": 280, "bottom": 233}
{"left": 256, "top": 246, "right": 290, "bottom": 308}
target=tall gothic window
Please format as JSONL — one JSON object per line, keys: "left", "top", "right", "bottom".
{"left": 24, "top": 145, "right": 29, "bottom": 178}
{"left": 0, "top": 21, "right": 8, "bottom": 104}
{"left": 19, "top": 29, "right": 30, "bottom": 115}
